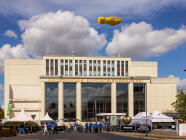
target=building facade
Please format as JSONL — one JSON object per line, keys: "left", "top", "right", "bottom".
{"left": 4, "top": 56, "right": 177, "bottom": 121}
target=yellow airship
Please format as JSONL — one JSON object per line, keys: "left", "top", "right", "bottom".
{"left": 98, "top": 16, "right": 122, "bottom": 26}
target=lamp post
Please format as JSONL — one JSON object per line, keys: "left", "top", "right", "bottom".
{"left": 145, "top": 83, "right": 148, "bottom": 136}
{"left": 184, "top": 69, "right": 186, "bottom": 72}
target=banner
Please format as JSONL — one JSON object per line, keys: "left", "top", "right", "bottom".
{"left": 179, "top": 123, "right": 186, "bottom": 136}
{"left": 110, "top": 116, "right": 117, "bottom": 126}
{"left": 7, "top": 102, "right": 13, "bottom": 116}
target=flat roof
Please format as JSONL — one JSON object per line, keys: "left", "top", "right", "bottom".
{"left": 43, "top": 55, "right": 131, "bottom": 59}
{"left": 97, "top": 113, "right": 126, "bottom": 116}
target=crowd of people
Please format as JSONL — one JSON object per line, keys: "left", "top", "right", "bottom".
{"left": 42, "top": 121, "right": 110, "bottom": 135}
{"left": 42, "top": 121, "right": 58, "bottom": 135}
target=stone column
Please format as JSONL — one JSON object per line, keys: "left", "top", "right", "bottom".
{"left": 146, "top": 82, "right": 150, "bottom": 113}
{"left": 101, "top": 60, "right": 103, "bottom": 76}
{"left": 128, "top": 82, "right": 134, "bottom": 117}
{"left": 114, "top": 60, "right": 117, "bottom": 76}
{"left": 41, "top": 82, "right": 45, "bottom": 119}
{"left": 73, "top": 59, "right": 75, "bottom": 76}
{"left": 4, "top": 84, "right": 10, "bottom": 118}
{"left": 76, "top": 82, "right": 81, "bottom": 122}
{"left": 58, "top": 59, "right": 61, "bottom": 76}
{"left": 111, "top": 82, "right": 117, "bottom": 113}
{"left": 58, "top": 82, "right": 64, "bottom": 121}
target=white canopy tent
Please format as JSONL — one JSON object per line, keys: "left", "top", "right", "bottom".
{"left": 8, "top": 109, "right": 33, "bottom": 122}
{"left": 40, "top": 113, "right": 53, "bottom": 122}
{"left": 149, "top": 111, "right": 174, "bottom": 123}
{"left": 130, "top": 111, "right": 174, "bottom": 125}
{"left": 130, "top": 112, "right": 152, "bottom": 125}
{"left": 132, "top": 112, "right": 150, "bottom": 119}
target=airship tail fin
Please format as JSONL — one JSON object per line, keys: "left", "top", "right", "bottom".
{"left": 98, "top": 17, "right": 104, "bottom": 24}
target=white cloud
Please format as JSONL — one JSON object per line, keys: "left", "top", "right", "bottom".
{"left": 4, "top": 30, "right": 17, "bottom": 38}
{"left": 19, "top": 11, "right": 106, "bottom": 58}
{"left": 0, "top": 44, "right": 28, "bottom": 74}
{"left": 169, "top": 75, "right": 186, "bottom": 89}
{"left": 0, "top": 0, "right": 186, "bottom": 18}
{"left": 106, "top": 22, "right": 186, "bottom": 58}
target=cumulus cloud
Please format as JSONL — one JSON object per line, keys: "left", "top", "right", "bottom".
{"left": 4, "top": 30, "right": 17, "bottom": 38}
{"left": 19, "top": 11, "right": 106, "bottom": 58}
{"left": 0, "top": 0, "right": 186, "bottom": 18}
{"left": 169, "top": 75, "right": 186, "bottom": 89}
{"left": 0, "top": 44, "right": 28, "bottom": 74}
{"left": 106, "top": 22, "right": 186, "bottom": 58}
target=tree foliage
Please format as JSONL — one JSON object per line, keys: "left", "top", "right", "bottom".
{"left": 172, "top": 90, "right": 186, "bottom": 121}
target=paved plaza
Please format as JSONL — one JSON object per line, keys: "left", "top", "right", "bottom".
{"left": 0, "top": 132, "right": 151, "bottom": 140}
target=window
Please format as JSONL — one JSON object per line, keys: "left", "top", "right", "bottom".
{"left": 45, "top": 83, "right": 58, "bottom": 120}
{"left": 117, "top": 83, "right": 128, "bottom": 114}
{"left": 121, "top": 61, "right": 124, "bottom": 76}
{"left": 93, "top": 60, "right": 96, "bottom": 76}
{"left": 103, "top": 60, "right": 106, "bottom": 76}
{"left": 75, "top": 60, "right": 78, "bottom": 76}
{"left": 83, "top": 60, "right": 87, "bottom": 76}
{"left": 79, "top": 60, "right": 82, "bottom": 76}
{"left": 117, "top": 61, "right": 120, "bottom": 76}
{"left": 125, "top": 61, "right": 128, "bottom": 76}
{"left": 112, "top": 61, "right": 115, "bottom": 76}
{"left": 65, "top": 60, "right": 68, "bottom": 76}
{"left": 82, "top": 83, "right": 111, "bottom": 122}
{"left": 133, "top": 83, "right": 145, "bottom": 115}
{"left": 55, "top": 59, "right": 58, "bottom": 75}
{"left": 69, "top": 60, "right": 72, "bottom": 76}
{"left": 89, "top": 60, "right": 92, "bottom": 76}
{"left": 60, "top": 60, "right": 64, "bottom": 76}
{"left": 98, "top": 60, "right": 101, "bottom": 76}
{"left": 50, "top": 59, "right": 53, "bottom": 75}
{"left": 64, "top": 83, "right": 76, "bottom": 121}
{"left": 46, "top": 59, "right": 49, "bottom": 75}
{"left": 107, "top": 61, "right": 110, "bottom": 76}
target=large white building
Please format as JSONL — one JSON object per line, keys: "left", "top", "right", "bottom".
{"left": 4, "top": 56, "right": 177, "bottom": 122}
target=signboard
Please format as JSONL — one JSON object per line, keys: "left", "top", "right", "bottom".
{"left": 7, "top": 102, "right": 13, "bottom": 116}
{"left": 179, "top": 123, "right": 186, "bottom": 136}
{"left": 121, "top": 126, "right": 135, "bottom": 131}
{"left": 110, "top": 116, "right": 117, "bottom": 126}
{"left": 31, "top": 115, "right": 36, "bottom": 120}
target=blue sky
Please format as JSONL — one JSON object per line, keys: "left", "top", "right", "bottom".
{"left": 0, "top": 0, "right": 186, "bottom": 106}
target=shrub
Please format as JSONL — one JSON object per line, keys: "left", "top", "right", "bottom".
{"left": 3, "top": 121, "right": 39, "bottom": 127}
{"left": 0, "top": 128, "right": 16, "bottom": 137}
{"left": 25, "top": 121, "right": 39, "bottom": 127}
{"left": 3, "top": 122, "right": 20, "bottom": 126}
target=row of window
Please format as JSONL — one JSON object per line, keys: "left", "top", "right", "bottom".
{"left": 45, "top": 83, "right": 145, "bottom": 121}
{"left": 46, "top": 59, "right": 128, "bottom": 77}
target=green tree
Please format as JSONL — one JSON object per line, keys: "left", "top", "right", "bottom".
{"left": 0, "top": 107, "right": 4, "bottom": 120}
{"left": 172, "top": 90, "right": 186, "bottom": 121}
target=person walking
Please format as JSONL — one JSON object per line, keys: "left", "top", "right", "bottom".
{"left": 98, "top": 122, "right": 102, "bottom": 133}
{"left": 19, "top": 122, "right": 25, "bottom": 135}
{"left": 106, "top": 122, "right": 110, "bottom": 132}
{"left": 85, "top": 122, "right": 88, "bottom": 133}
{"left": 53, "top": 121, "right": 58, "bottom": 134}
{"left": 47, "top": 122, "right": 52, "bottom": 135}
{"left": 43, "top": 122, "right": 48, "bottom": 135}
{"left": 76, "top": 122, "right": 79, "bottom": 132}
{"left": 89, "top": 122, "right": 92, "bottom": 132}
{"left": 95, "top": 122, "right": 98, "bottom": 133}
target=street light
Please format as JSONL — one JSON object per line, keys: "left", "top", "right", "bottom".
{"left": 145, "top": 83, "right": 148, "bottom": 136}
{"left": 184, "top": 69, "right": 186, "bottom": 72}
